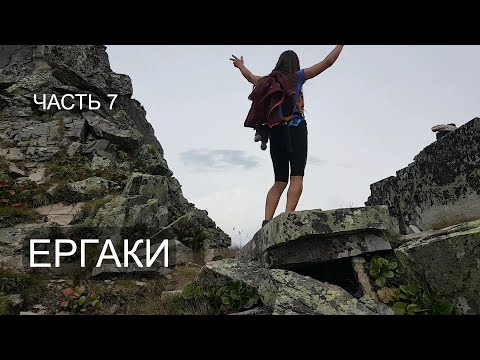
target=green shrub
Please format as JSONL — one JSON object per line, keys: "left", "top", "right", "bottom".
{"left": 0, "top": 296, "right": 12, "bottom": 315}
{"left": 175, "top": 219, "right": 208, "bottom": 253}
{"left": 392, "top": 284, "right": 454, "bottom": 316}
{"left": 0, "top": 269, "right": 46, "bottom": 307}
{"left": 365, "top": 256, "right": 455, "bottom": 316}
{"left": 365, "top": 256, "right": 405, "bottom": 287}
{"left": 182, "top": 281, "right": 260, "bottom": 314}
{"left": 47, "top": 152, "right": 127, "bottom": 186}
{"left": 60, "top": 284, "right": 103, "bottom": 313}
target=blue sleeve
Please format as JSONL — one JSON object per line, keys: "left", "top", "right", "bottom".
{"left": 297, "top": 69, "right": 306, "bottom": 85}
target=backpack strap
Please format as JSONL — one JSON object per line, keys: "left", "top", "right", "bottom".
{"left": 281, "top": 92, "right": 305, "bottom": 122}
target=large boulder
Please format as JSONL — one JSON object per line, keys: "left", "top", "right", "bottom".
{"left": 270, "top": 269, "right": 377, "bottom": 315}
{"left": 197, "top": 259, "right": 277, "bottom": 307}
{"left": 366, "top": 117, "right": 480, "bottom": 234}
{"left": 395, "top": 220, "right": 480, "bottom": 315}
{"left": 241, "top": 206, "right": 397, "bottom": 267}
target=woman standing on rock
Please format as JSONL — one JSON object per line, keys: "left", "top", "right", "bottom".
{"left": 230, "top": 45, "right": 345, "bottom": 228}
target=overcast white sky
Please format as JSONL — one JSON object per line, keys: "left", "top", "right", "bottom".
{"left": 106, "top": 45, "right": 480, "bottom": 246}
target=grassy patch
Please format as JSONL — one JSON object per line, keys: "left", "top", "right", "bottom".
{"left": 46, "top": 153, "right": 92, "bottom": 183}
{"left": 147, "top": 293, "right": 215, "bottom": 315}
{"left": 145, "top": 144, "right": 158, "bottom": 156}
{"left": 46, "top": 152, "right": 128, "bottom": 185}
{"left": 169, "top": 265, "right": 201, "bottom": 290}
{"left": 88, "top": 265, "right": 203, "bottom": 315}
{"left": 0, "top": 206, "right": 39, "bottom": 227}
{"left": 179, "top": 281, "right": 261, "bottom": 315}
{"left": 217, "top": 246, "right": 241, "bottom": 260}
{"left": 75, "top": 196, "right": 112, "bottom": 223}
{"left": 96, "top": 167, "right": 128, "bottom": 184}
{"left": 49, "top": 183, "right": 92, "bottom": 204}
{"left": 431, "top": 213, "right": 480, "bottom": 231}
{"left": 0, "top": 295, "right": 12, "bottom": 315}
{"left": 45, "top": 152, "right": 127, "bottom": 205}
{"left": 175, "top": 218, "right": 208, "bottom": 253}
{"left": 90, "top": 277, "right": 165, "bottom": 315}
{"left": 0, "top": 268, "right": 48, "bottom": 308}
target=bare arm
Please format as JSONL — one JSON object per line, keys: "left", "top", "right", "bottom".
{"left": 230, "top": 55, "right": 261, "bottom": 85}
{"left": 304, "top": 45, "right": 344, "bottom": 81}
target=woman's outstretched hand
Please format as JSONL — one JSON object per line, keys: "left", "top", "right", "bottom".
{"left": 230, "top": 55, "right": 244, "bottom": 69}
{"left": 231, "top": 55, "right": 260, "bottom": 85}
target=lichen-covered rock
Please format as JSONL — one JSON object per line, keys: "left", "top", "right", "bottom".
{"left": 197, "top": 259, "right": 384, "bottom": 315}
{"left": 89, "top": 195, "right": 169, "bottom": 230}
{"left": 90, "top": 156, "right": 112, "bottom": 170}
{"left": 122, "top": 172, "right": 169, "bottom": 203}
{"left": 395, "top": 220, "right": 480, "bottom": 315}
{"left": 229, "top": 307, "right": 272, "bottom": 315}
{"left": 88, "top": 195, "right": 128, "bottom": 227}
{"left": 359, "top": 295, "right": 395, "bottom": 315}
{"left": 196, "top": 259, "right": 277, "bottom": 308}
{"left": 152, "top": 209, "right": 231, "bottom": 249}
{"left": 270, "top": 269, "right": 377, "bottom": 315}
{"left": 241, "top": 206, "right": 396, "bottom": 266}
{"left": 124, "top": 200, "right": 169, "bottom": 229}
{"left": 68, "top": 177, "right": 118, "bottom": 195}
{"left": 366, "top": 117, "right": 480, "bottom": 233}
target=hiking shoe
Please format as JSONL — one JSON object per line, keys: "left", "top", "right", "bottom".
{"left": 261, "top": 142, "right": 267, "bottom": 151}
{"left": 254, "top": 134, "right": 262, "bottom": 142}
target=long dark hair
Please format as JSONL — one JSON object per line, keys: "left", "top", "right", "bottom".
{"left": 256, "top": 50, "right": 301, "bottom": 88}
{"left": 268, "top": 50, "right": 300, "bottom": 81}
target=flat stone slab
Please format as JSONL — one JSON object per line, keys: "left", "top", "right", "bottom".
{"left": 36, "top": 202, "right": 84, "bottom": 226}
{"left": 241, "top": 206, "right": 397, "bottom": 267}
{"left": 263, "top": 232, "right": 392, "bottom": 268}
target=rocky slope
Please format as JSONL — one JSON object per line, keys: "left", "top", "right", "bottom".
{"left": 0, "top": 45, "right": 230, "bottom": 274}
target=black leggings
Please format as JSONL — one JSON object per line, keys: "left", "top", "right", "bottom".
{"left": 269, "top": 121, "right": 308, "bottom": 183}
